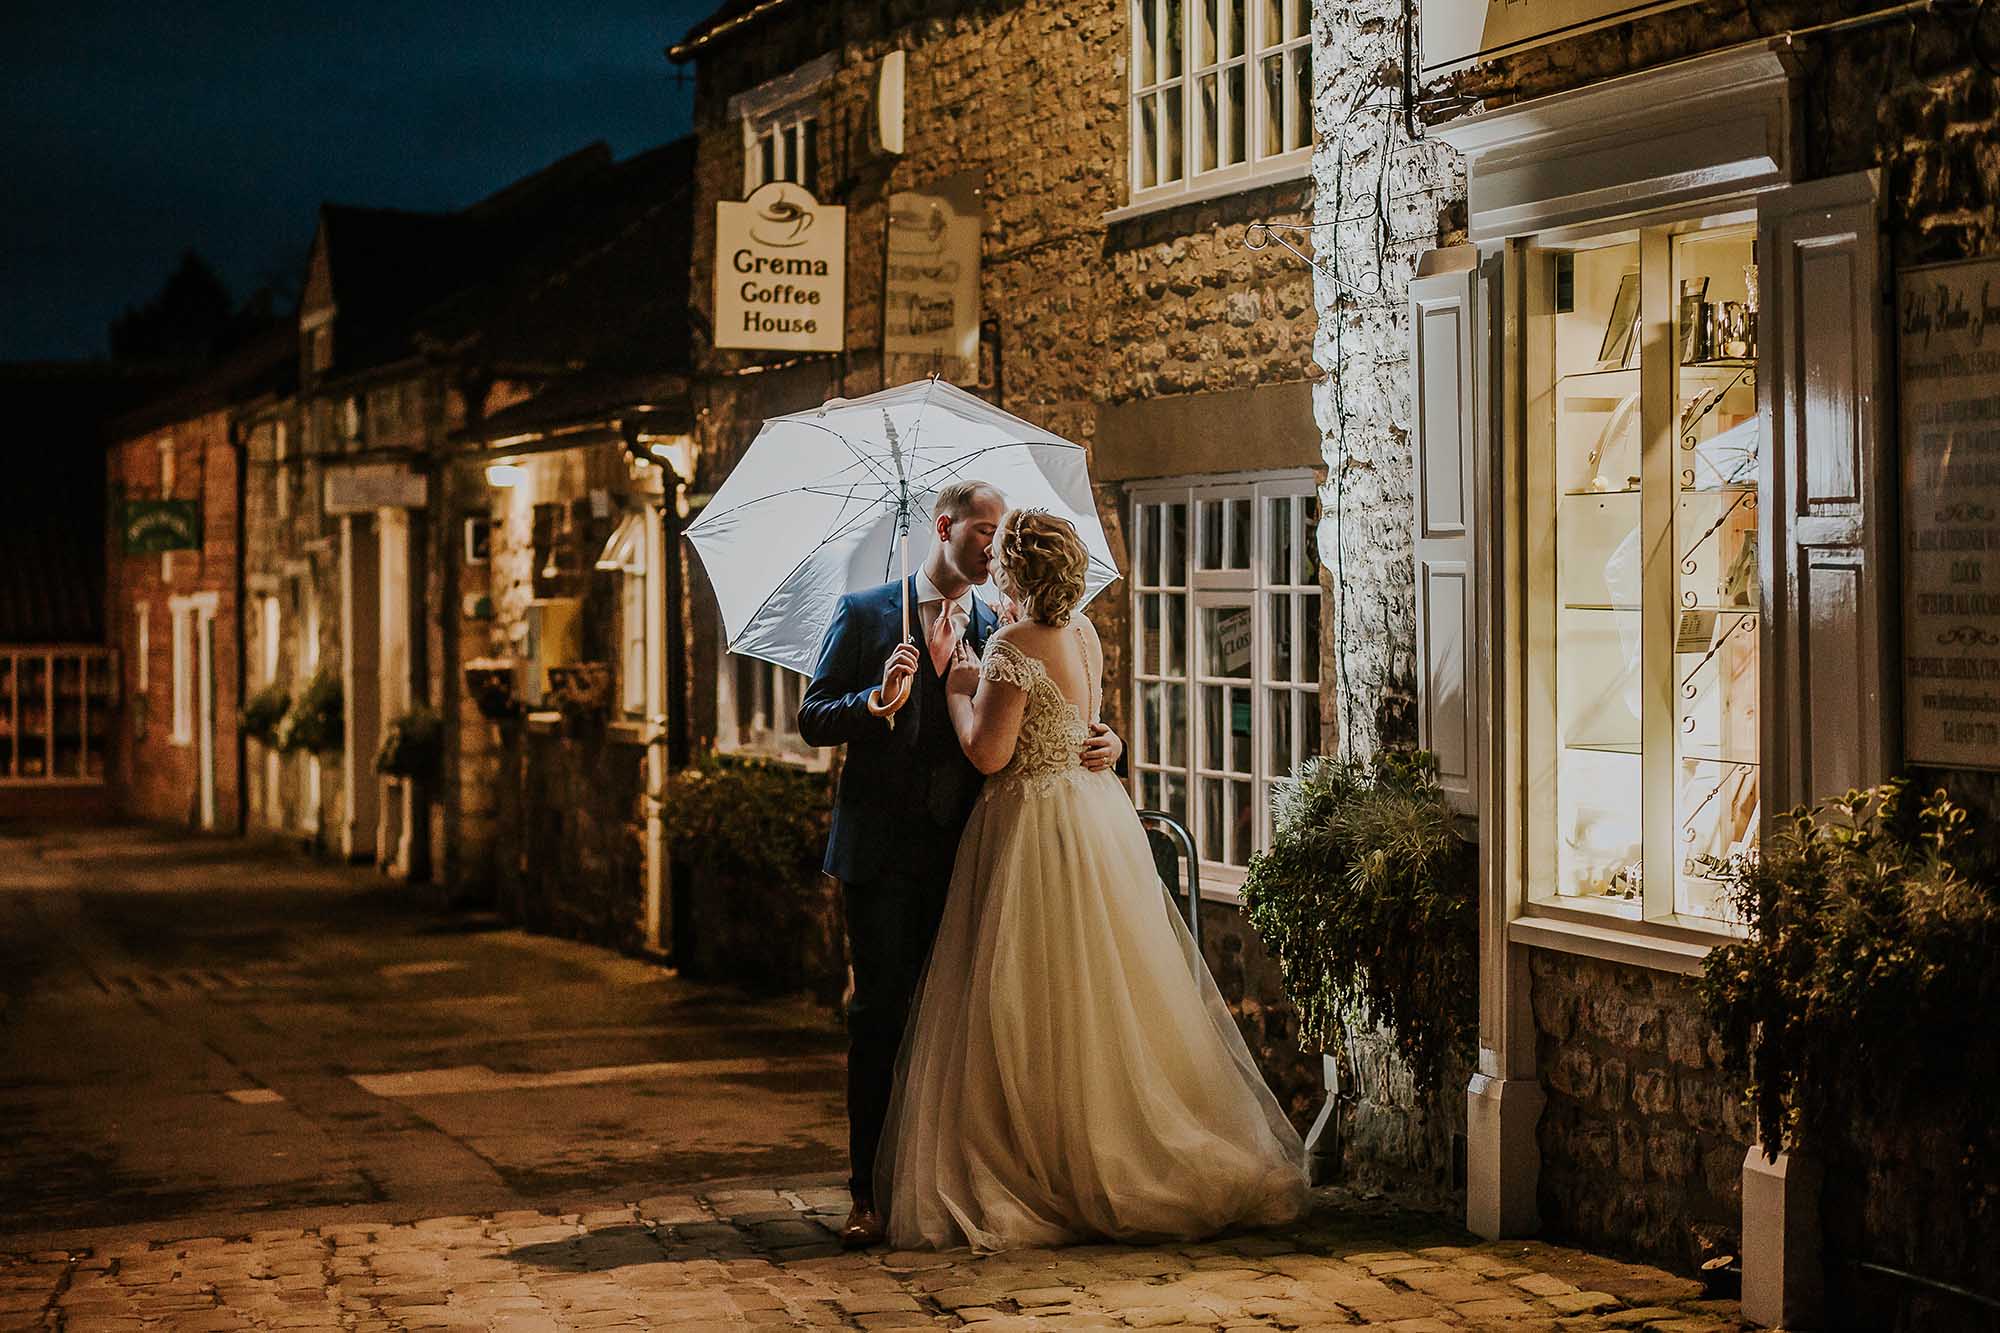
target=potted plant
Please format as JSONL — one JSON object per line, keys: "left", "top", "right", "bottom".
{"left": 545, "top": 661, "right": 612, "bottom": 725}
{"left": 275, "top": 668, "right": 343, "bottom": 757}
{"left": 1698, "top": 780, "right": 2000, "bottom": 1159}
{"left": 463, "top": 657, "right": 521, "bottom": 721}
{"left": 376, "top": 706, "right": 444, "bottom": 785}
{"left": 241, "top": 683, "right": 290, "bottom": 747}
{"left": 1239, "top": 748, "right": 1477, "bottom": 1098}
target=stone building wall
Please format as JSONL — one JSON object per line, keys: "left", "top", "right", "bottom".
{"left": 465, "top": 437, "right": 654, "bottom": 943}
{"left": 1530, "top": 952, "right": 1751, "bottom": 1270}
{"left": 684, "top": 0, "right": 1326, "bottom": 1129}
{"left": 1307, "top": 0, "right": 2000, "bottom": 1279}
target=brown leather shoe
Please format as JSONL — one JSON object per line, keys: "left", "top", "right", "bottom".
{"left": 841, "top": 1202, "right": 885, "bottom": 1249}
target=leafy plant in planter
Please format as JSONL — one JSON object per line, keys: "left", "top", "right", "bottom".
{"left": 1239, "top": 749, "right": 1477, "bottom": 1096}
{"left": 663, "top": 754, "right": 832, "bottom": 885}
{"left": 545, "top": 662, "right": 612, "bottom": 725}
{"left": 275, "top": 669, "right": 343, "bottom": 756}
{"left": 663, "top": 754, "right": 838, "bottom": 997}
{"left": 241, "top": 684, "right": 290, "bottom": 747}
{"left": 376, "top": 706, "right": 444, "bottom": 784}
{"left": 1697, "top": 779, "right": 2000, "bottom": 1157}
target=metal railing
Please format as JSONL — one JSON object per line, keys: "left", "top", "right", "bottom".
{"left": 1136, "top": 809, "right": 1201, "bottom": 954}
{"left": 0, "top": 646, "right": 119, "bottom": 786}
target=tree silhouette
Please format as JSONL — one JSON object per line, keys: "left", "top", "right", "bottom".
{"left": 109, "top": 249, "right": 235, "bottom": 362}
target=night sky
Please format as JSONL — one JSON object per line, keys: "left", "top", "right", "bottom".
{"left": 1, "top": 2, "right": 716, "bottom": 361}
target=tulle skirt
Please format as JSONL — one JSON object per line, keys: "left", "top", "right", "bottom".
{"left": 877, "top": 766, "right": 1310, "bottom": 1252}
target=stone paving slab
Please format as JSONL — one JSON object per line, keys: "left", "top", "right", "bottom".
{"left": 0, "top": 1184, "right": 1744, "bottom": 1332}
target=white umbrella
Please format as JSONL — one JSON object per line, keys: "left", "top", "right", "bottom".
{"left": 685, "top": 377, "right": 1121, "bottom": 676}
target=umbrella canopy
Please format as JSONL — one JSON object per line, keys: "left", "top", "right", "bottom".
{"left": 685, "top": 378, "right": 1121, "bottom": 675}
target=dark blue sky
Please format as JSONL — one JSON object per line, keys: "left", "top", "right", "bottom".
{"left": 1, "top": 2, "right": 713, "bottom": 360}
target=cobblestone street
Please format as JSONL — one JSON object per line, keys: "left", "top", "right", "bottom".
{"left": 0, "top": 828, "right": 1749, "bottom": 1332}
{"left": 2, "top": 1178, "right": 1749, "bottom": 1332}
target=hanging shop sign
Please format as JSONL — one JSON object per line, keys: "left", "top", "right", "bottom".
{"left": 884, "top": 173, "right": 982, "bottom": 386}
{"left": 121, "top": 500, "right": 202, "bottom": 554}
{"left": 324, "top": 462, "right": 428, "bottom": 514}
{"left": 1421, "top": 1, "right": 1700, "bottom": 75}
{"left": 1899, "top": 255, "right": 2000, "bottom": 770}
{"left": 715, "top": 180, "right": 846, "bottom": 353}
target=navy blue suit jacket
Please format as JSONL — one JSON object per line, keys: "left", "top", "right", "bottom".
{"left": 799, "top": 577, "right": 997, "bottom": 885}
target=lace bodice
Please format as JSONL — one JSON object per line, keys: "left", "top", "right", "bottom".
{"left": 980, "top": 633, "right": 1094, "bottom": 795}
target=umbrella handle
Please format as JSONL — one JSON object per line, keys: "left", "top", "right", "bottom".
{"left": 875, "top": 527, "right": 914, "bottom": 719}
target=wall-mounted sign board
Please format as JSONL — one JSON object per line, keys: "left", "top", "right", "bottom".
{"left": 1900, "top": 255, "right": 2000, "bottom": 770}
{"left": 715, "top": 181, "right": 846, "bottom": 353}
{"left": 884, "top": 173, "right": 982, "bottom": 386}
{"left": 1421, "top": 1, "right": 1700, "bottom": 75}
{"left": 121, "top": 500, "right": 201, "bottom": 553}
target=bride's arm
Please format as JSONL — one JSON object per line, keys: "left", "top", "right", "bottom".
{"left": 945, "top": 643, "right": 1029, "bottom": 775}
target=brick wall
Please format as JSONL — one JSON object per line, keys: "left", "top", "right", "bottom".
{"left": 106, "top": 415, "right": 242, "bottom": 831}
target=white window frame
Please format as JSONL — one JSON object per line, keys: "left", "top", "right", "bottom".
{"left": 1117, "top": 0, "right": 1313, "bottom": 219}
{"left": 597, "top": 510, "right": 651, "bottom": 719}
{"left": 260, "top": 594, "right": 282, "bottom": 685}
{"left": 717, "top": 649, "right": 825, "bottom": 770}
{"left": 732, "top": 53, "right": 835, "bottom": 197}
{"left": 1129, "top": 470, "right": 1322, "bottom": 894}
{"left": 132, "top": 603, "right": 150, "bottom": 695}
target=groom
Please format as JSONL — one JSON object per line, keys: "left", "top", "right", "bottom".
{"left": 800, "top": 480, "right": 1121, "bottom": 1248}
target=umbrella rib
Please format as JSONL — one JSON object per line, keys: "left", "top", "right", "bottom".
{"left": 790, "top": 418, "right": 900, "bottom": 488}
{"left": 906, "top": 439, "right": 1058, "bottom": 489}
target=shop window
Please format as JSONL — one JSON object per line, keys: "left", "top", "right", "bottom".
{"left": 1127, "top": 0, "right": 1311, "bottom": 209}
{"left": 718, "top": 650, "right": 822, "bottom": 768}
{"left": 597, "top": 510, "right": 650, "bottom": 718}
{"left": 1515, "top": 215, "right": 1765, "bottom": 926}
{"left": 1410, "top": 168, "right": 1891, "bottom": 962}
{"left": 735, "top": 55, "right": 834, "bottom": 197}
{"left": 1129, "top": 473, "right": 1321, "bottom": 882}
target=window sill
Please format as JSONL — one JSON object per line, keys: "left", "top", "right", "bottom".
{"left": 1507, "top": 910, "right": 1726, "bottom": 977}
{"left": 524, "top": 711, "right": 563, "bottom": 737}
{"left": 1102, "top": 157, "right": 1312, "bottom": 227}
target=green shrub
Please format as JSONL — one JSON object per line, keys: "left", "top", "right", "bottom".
{"left": 662, "top": 753, "right": 832, "bottom": 882}
{"left": 276, "top": 669, "right": 343, "bottom": 756}
{"left": 1697, "top": 780, "right": 2000, "bottom": 1155}
{"left": 1240, "top": 749, "right": 1477, "bottom": 1096}
{"left": 376, "top": 706, "right": 444, "bottom": 782}
{"left": 241, "top": 684, "right": 290, "bottom": 746}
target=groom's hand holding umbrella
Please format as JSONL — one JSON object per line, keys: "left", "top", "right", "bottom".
{"left": 867, "top": 642, "right": 922, "bottom": 719}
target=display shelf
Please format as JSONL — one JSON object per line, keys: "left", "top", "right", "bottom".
{"left": 1681, "top": 357, "right": 1756, "bottom": 370}
{"left": 1564, "top": 486, "right": 1641, "bottom": 497}
{"left": 1557, "top": 365, "right": 1641, "bottom": 385}
{"left": 1567, "top": 740, "right": 1641, "bottom": 756}
{"left": 1564, "top": 602, "right": 1641, "bottom": 612}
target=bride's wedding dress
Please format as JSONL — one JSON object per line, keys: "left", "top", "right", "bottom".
{"left": 877, "top": 630, "right": 1309, "bottom": 1252}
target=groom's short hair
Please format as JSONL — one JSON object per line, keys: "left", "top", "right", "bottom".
{"left": 934, "top": 480, "right": 1001, "bottom": 522}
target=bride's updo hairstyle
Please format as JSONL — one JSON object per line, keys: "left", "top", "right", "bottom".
{"left": 996, "top": 508, "right": 1088, "bottom": 626}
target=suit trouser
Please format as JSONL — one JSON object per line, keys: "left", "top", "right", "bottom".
{"left": 839, "top": 864, "right": 952, "bottom": 1203}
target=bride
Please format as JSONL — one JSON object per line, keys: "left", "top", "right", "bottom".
{"left": 876, "top": 508, "right": 1309, "bottom": 1252}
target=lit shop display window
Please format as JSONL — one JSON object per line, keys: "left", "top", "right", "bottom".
{"left": 1529, "top": 213, "right": 1760, "bottom": 928}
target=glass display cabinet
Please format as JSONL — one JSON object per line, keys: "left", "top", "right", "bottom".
{"left": 1526, "top": 210, "right": 1760, "bottom": 929}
